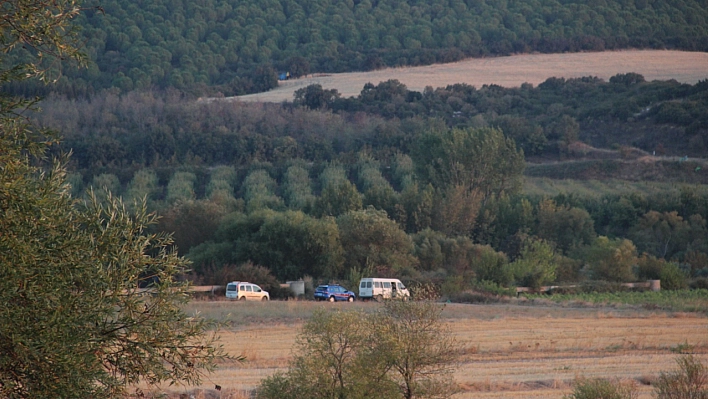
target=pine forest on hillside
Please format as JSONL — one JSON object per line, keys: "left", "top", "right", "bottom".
{"left": 3, "top": 0, "right": 708, "bottom": 97}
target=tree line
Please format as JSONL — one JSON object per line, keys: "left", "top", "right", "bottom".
{"left": 4, "top": 0, "right": 708, "bottom": 97}
{"left": 37, "top": 74, "right": 708, "bottom": 176}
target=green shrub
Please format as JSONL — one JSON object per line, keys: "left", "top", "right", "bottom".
{"left": 565, "top": 378, "right": 637, "bottom": 399}
{"left": 659, "top": 263, "right": 689, "bottom": 290}
{"left": 654, "top": 355, "right": 708, "bottom": 399}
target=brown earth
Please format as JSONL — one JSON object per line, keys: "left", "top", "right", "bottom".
{"left": 139, "top": 302, "right": 708, "bottom": 399}
{"left": 224, "top": 50, "right": 708, "bottom": 103}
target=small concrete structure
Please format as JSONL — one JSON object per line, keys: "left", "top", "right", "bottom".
{"left": 285, "top": 280, "right": 306, "bottom": 296}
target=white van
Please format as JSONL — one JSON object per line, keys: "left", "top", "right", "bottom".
{"left": 225, "top": 281, "right": 270, "bottom": 301}
{"left": 358, "top": 278, "right": 410, "bottom": 301}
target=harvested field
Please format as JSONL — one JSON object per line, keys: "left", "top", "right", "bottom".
{"left": 225, "top": 50, "right": 708, "bottom": 103}
{"left": 143, "top": 301, "right": 708, "bottom": 399}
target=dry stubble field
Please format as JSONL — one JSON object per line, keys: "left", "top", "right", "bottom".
{"left": 228, "top": 50, "right": 708, "bottom": 103}
{"left": 150, "top": 301, "right": 708, "bottom": 399}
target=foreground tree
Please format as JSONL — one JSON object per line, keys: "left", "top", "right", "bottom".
{"left": 1, "top": 1, "right": 224, "bottom": 397}
{"left": 257, "top": 301, "right": 459, "bottom": 399}
{"left": 1, "top": 142, "right": 224, "bottom": 398}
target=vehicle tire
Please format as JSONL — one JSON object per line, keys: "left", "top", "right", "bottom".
{"left": 348, "top": 296, "right": 354, "bottom": 302}
{"left": 329, "top": 296, "right": 335, "bottom": 302}
{"left": 239, "top": 296, "right": 246, "bottom": 301}
{"left": 375, "top": 294, "right": 383, "bottom": 302}
{"left": 261, "top": 296, "right": 269, "bottom": 301}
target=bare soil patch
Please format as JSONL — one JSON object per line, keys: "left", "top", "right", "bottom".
{"left": 228, "top": 50, "right": 708, "bottom": 103}
{"left": 144, "top": 302, "right": 708, "bottom": 398}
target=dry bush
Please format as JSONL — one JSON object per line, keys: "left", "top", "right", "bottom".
{"left": 565, "top": 378, "right": 638, "bottom": 399}
{"left": 654, "top": 355, "right": 708, "bottom": 399}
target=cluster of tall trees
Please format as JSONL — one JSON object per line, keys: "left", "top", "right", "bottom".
{"left": 4, "top": 0, "right": 708, "bottom": 97}
{"left": 60, "top": 136, "right": 708, "bottom": 292}
{"left": 37, "top": 75, "right": 708, "bottom": 177}
{"left": 28, "top": 72, "right": 708, "bottom": 292}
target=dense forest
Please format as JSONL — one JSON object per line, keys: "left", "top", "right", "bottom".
{"left": 33, "top": 71, "right": 708, "bottom": 296}
{"left": 4, "top": 0, "right": 708, "bottom": 97}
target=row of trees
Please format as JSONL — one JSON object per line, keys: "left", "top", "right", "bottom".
{"left": 5, "top": 0, "right": 708, "bottom": 97}
{"left": 35, "top": 75, "right": 708, "bottom": 182}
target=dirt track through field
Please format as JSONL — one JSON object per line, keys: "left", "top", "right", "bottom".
{"left": 228, "top": 50, "right": 708, "bottom": 103}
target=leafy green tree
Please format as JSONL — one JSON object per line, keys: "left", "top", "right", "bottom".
{"left": 125, "top": 168, "right": 160, "bottom": 208}
{"left": 0, "top": 0, "right": 85, "bottom": 84}
{"left": 89, "top": 172, "right": 122, "bottom": 203}
{"left": 294, "top": 84, "right": 341, "bottom": 109}
{"left": 190, "top": 210, "right": 344, "bottom": 280}
{"left": 412, "top": 127, "right": 524, "bottom": 203}
{"left": 536, "top": 199, "right": 596, "bottom": 254}
{"left": 377, "top": 301, "right": 459, "bottom": 399}
{"left": 241, "top": 169, "right": 284, "bottom": 212}
{"left": 316, "top": 179, "right": 363, "bottom": 218}
{"left": 337, "top": 208, "right": 417, "bottom": 276}
{"left": 158, "top": 199, "right": 229, "bottom": 255}
{"left": 257, "top": 302, "right": 459, "bottom": 399}
{"left": 282, "top": 164, "right": 315, "bottom": 210}
{"left": 1, "top": 4, "right": 223, "bottom": 396}
{"left": 0, "top": 148, "right": 223, "bottom": 398}
{"left": 258, "top": 310, "right": 396, "bottom": 399}
{"left": 166, "top": 171, "right": 196, "bottom": 204}
{"left": 630, "top": 211, "right": 690, "bottom": 259}
{"left": 574, "top": 237, "right": 638, "bottom": 282}
{"left": 505, "top": 239, "right": 557, "bottom": 289}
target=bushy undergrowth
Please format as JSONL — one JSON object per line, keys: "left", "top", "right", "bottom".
{"left": 565, "top": 378, "right": 638, "bottom": 399}
{"left": 654, "top": 355, "right": 708, "bottom": 399}
{"left": 527, "top": 289, "right": 708, "bottom": 313}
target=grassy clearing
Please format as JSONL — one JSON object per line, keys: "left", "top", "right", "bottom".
{"left": 523, "top": 289, "right": 708, "bottom": 313}
{"left": 524, "top": 177, "right": 708, "bottom": 198}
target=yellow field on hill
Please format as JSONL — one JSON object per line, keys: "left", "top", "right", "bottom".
{"left": 226, "top": 50, "right": 708, "bottom": 103}
{"left": 141, "top": 301, "right": 708, "bottom": 399}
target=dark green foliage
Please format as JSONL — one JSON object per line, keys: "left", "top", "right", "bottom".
{"left": 7, "top": 0, "right": 708, "bottom": 97}
{"left": 337, "top": 208, "right": 417, "bottom": 277}
{"left": 188, "top": 210, "right": 344, "bottom": 281}
{"left": 294, "top": 84, "right": 341, "bottom": 109}
{"left": 572, "top": 237, "right": 638, "bottom": 282}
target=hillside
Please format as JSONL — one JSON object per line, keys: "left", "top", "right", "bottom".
{"left": 4, "top": 0, "right": 708, "bottom": 97}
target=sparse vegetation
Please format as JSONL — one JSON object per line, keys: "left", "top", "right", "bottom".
{"left": 565, "top": 378, "right": 638, "bottom": 399}
{"left": 654, "top": 355, "right": 708, "bottom": 399}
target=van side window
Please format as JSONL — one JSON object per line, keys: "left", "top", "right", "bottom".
{"left": 374, "top": 282, "right": 381, "bottom": 288}
{"left": 246, "top": 285, "right": 253, "bottom": 292}
{"left": 383, "top": 282, "right": 391, "bottom": 288}
{"left": 398, "top": 282, "right": 405, "bottom": 289}
{"left": 240, "top": 285, "right": 245, "bottom": 291}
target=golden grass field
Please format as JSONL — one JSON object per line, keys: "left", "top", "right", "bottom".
{"left": 144, "top": 300, "right": 708, "bottom": 399}
{"left": 226, "top": 50, "right": 708, "bottom": 103}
